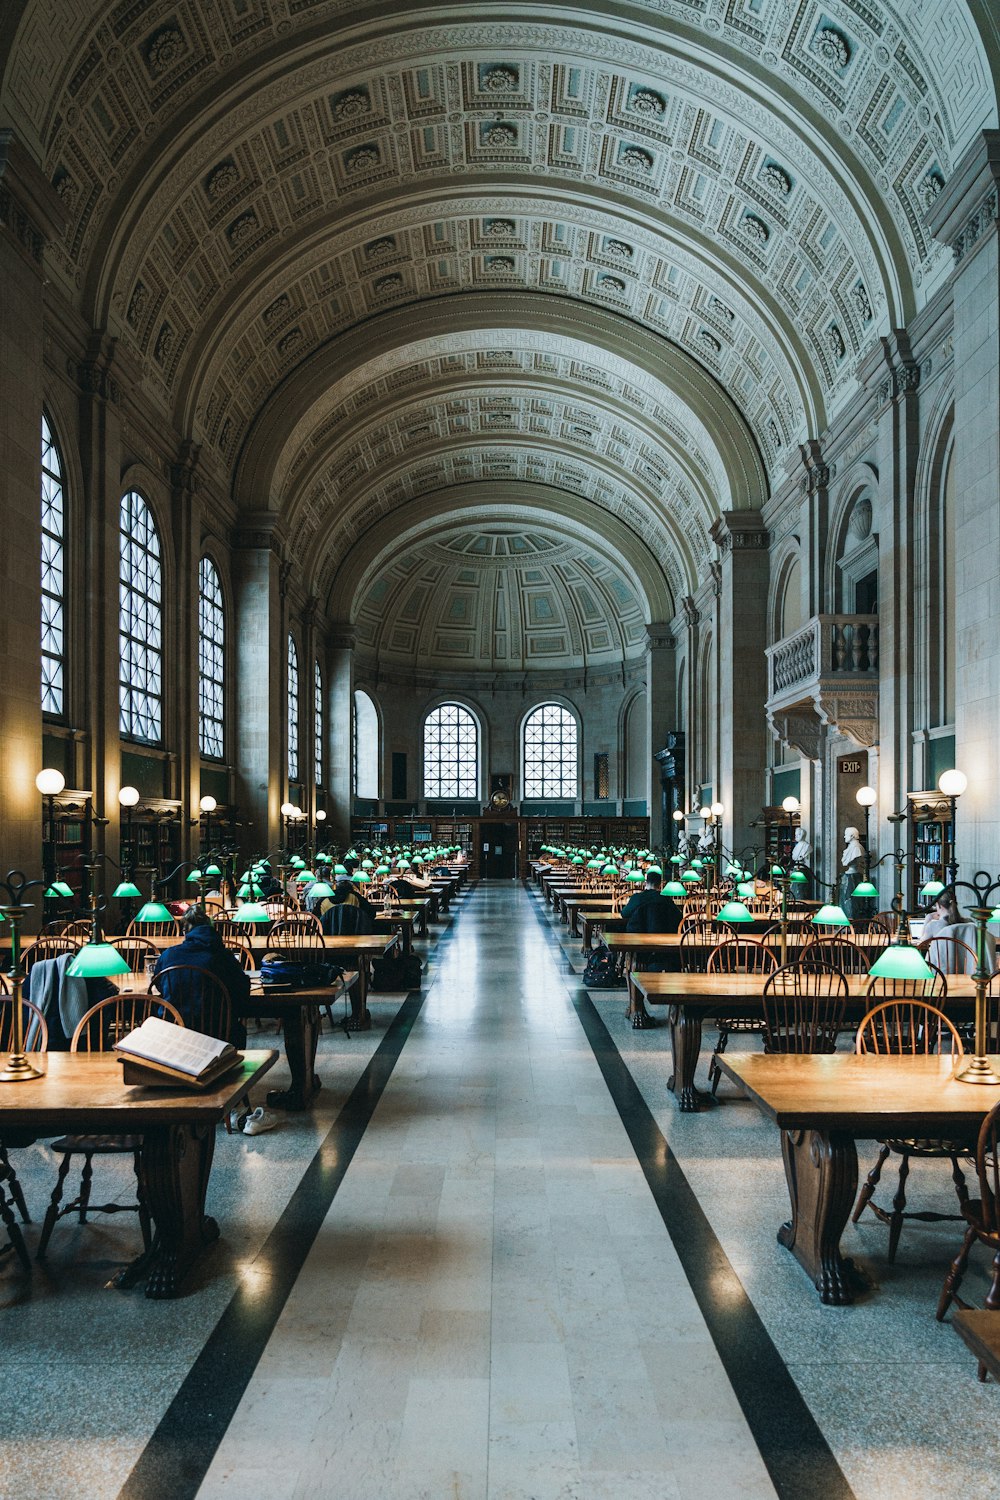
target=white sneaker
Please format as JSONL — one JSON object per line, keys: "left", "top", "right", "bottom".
{"left": 243, "top": 1106, "right": 279, "bottom": 1136}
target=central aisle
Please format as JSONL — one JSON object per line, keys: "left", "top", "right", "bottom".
{"left": 198, "top": 883, "right": 777, "bottom": 1500}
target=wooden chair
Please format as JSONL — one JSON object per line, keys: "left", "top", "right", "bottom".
{"left": 876, "top": 909, "right": 899, "bottom": 936}
{"left": 854, "top": 916, "right": 892, "bottom": 951}
{"left": 36, "top": 993, "right": 184, "bottom": 1261}
{"left": 918, "top": 934, "right": 982, "bottom": 976}
{"left": 22, "top": 936, "right": 80, "bottom": 972}
{"left": 706, "top": 940, "right": 777, "bottom": 1095}
{"left": 60, "top": 918, "right": 95, "bottom": 941}
{"left": 938, "top": 1099, "right": 1000, "bottom": 1346}
{"left": 125, "top": 916, "right": 179, "bottom": 938}
{"left": 679, "top": 918, "right": 715, "bottom": 972}
{"left": 800, "top": 936, "right": 870, "bottom": 976}
{"left": 852, "top": 997, "right": 966, "bottom": 1263}
{"left": 148, "top": 965, "right": 232, "bottom": 1044}
{"left": 112, "top": 935, "right": 160, "bottom": 974}
{"left": 0, "top": 991, "right": 47, "bottom": 1271}
{"left": 761, "top": 963, "right": 848, "bottom": 1054}
{"left": 220, "top": 932, "right": 255, "bottom": 971}
{"left": 269, "top": 913, "right": 324, "bottom": 948}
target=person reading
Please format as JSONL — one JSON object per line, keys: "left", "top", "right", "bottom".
{"left": 620, "top": 871, "right": 682, "bottom": 933}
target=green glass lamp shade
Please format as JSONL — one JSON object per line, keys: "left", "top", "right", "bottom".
{"left": 625, "top": 870, "right": 644, "bottom": 883}
{"left": 601, "top": 863, "right": 618, "bottom": 876}
{"left": 811, "top": 904, "right": 851, "bottom": 927}
{"left": 646, "top": 865, "right": 663, "bottom": 877}
{"left": 237, "top": 882, "right": 263, "bottom": 900}
{"left": 308, "top": 880, "right": 335, "bottom": 898}
{"left": 352, "top": 871, "right": 371, "bottom": 884}
{"left": 726, "top": 862, "right": 744, "bottom": 877}
{"left": 662, "top": 880, "right": 687, "bottom": 898}
{"left": 736, "top": 881, "right": 756, "bottom": 899}
{"left": 334, "top": 863, "right": 347, "bottom": 876}
{"left": 289, "top": 857, "right": 305, "bottom": 870}
{"left": 770, "top": 864, "right": 785, "bottom": 877}
{"left": 47, "top": 880, "right": 75, "bottom": 899}
{"left": 134, "top": 901, "right": 173, "bottom": 924}
{"left": 868, "top": 943, "right": 935, "bottom": 982}
{"left": 186, "top": 868, "right": 203, "bottom": 883}
{"left": 66, "top": 941, "right": 131, "bottom": 978}
{"left": 990, "top": 905, "right": 1000, "bottom": 922}
{"left": 789, "top": 870, "right": 808, "bottom": 885}
{"left": 716, "top": 900, "right": 753, "bottom": 924}
{"left": 361, "top": 859, "right": 375, "bottom": 870}
{"left": 691, "top": 858, "right": 704, "bottom": 869}
{"left": 851, "top": 880, "right": 879, "bottom": 898}
{"left": 669, "top": 854, "right": 684, "bottom": 865}
{"left": 315, "top": 852, "right": 332, "bottom": 865}
{"left": 375, "top": 864, "right": 390, "bottom": 875}
{"left": 397, "top": 859, "right": 411, "bottom": 870}
{"left": 346, "top": 850, "right": 359, "bottom": 861}
{"left": 232, "top": 902, "right": 272, "bottom": 924}
{"left": 920, "top": 879, "right": 946, "bottom": 900}
{"left": 587, "top": 859, "right": 602, "bottom": 870}
{"left": 112, "top": 880, "right": 142, "bottom": 899}
{"left": 204, "top": 863, "right": 223, "bottom": 877}
{"left": 238, "top": 869, "right": 253, "bottom": 882}
{"left": 681, "top": 868, "right": 701, "bottom": 884}
{"left": 571, "top": 856, "right": 585, "bottom": 866}
{"left": 296, "top": 869, "right": 315, "bottom": 884}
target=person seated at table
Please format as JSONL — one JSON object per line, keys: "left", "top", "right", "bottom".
{"left": 395, "top": 856, "right": 433, "bottom": 892}
{"left": 620, "top": 870, "right": 683, "bottom": 934}
{"left": 322, "top": 858, "right": 377, "bottom": 934}
{"left": 920, "top": 887, "right": 995, "bottom": 974}
{"left": 151, "top": 907, "right": 249, "bottom": 1045}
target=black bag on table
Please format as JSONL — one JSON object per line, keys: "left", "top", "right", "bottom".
{"left": 370, "top": 953, "right": 423, "bottom": 991}
{"left": 259, "top": 956, "right": 344, "bottom": 990}
{"left": 582, "top": 940, "right": 622, "bottom": 989}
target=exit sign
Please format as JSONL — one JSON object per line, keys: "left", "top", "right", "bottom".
{"left": 839, "top": 757, "right": 863, "bottom": 775}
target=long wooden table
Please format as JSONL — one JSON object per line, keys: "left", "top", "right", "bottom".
{"left": 0, "top": 1049, "right": 277, "bottom": 1296}
{"left": 627, "top": 971, "right": 978, "bottom": 1112}
{"left": 718, "top": 1051, "right": 1000, "bottom": 1305}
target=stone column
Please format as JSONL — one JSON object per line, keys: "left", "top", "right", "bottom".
{"left": 711, "top": 512, "right": 770, "bottom": 862}
{"left": 929, "top": 132, "right": 1000, "bottom": 870}
{"left": 326, "top": 625, "right": 355, "bottom": 847}
{"left": 0, "top": 133, "right": 66, "bottom": 894}
{"left": 644, "top": 624, "right": 675, "bottom": 846}
{"left": 232, "top": 518, "right": 284, "bottom": 860}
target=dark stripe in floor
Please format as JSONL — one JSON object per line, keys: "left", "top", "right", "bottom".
{"left": 527, "top": 887, "right": 856, "bottom": 1500}
{"left": 116, "top": 982, "right": 437, "bottom": 1500}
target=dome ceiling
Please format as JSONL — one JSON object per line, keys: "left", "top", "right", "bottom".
{"left": 355, "top": 524, "right": 647, "bottom": 674}
{"left": 2, "top": 0, "right": 997, "bottom": 631}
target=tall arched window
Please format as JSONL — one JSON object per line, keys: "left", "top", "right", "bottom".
{"left": 119, "top": 489, "right": 163, "bottom": 743}
{"left": 354, "top": 689, "right": 380, "bottom": 799}
{"left": 287, "top": 635, "right": 300, "bottom": 781}
{"left": 523, "top": 703, "right": 578, "bottom": 799}
{"left": 40, "top": 413, "right": 66, "bottom": 717}
{"left": 314, "top": 660, "right": 324, "bottom": 786}
{"left": 198, "top": 557, "right": 225, "bottom": 758}
{"left": 423, "top": 703, "right": 478, "bottom": 799}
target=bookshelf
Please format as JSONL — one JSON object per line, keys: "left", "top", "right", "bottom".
{"left": 907, "top": 791, "right": 953, "bottom": 908}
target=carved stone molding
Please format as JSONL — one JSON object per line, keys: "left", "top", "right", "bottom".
{"left": 876, "top": 362, "right": 920, "bottom": 409}
{"left": 645, "top": 623, "right": 675, "bottom": 651}
{"left": 0, "top": 129, "right": 66, "bottom": 268}
{"left": 711, "top": 512, "right": 769, "bottom": 552}
{"left": 171, "top": 440, "right": 200, "bottom": 496}
{"left": 768, "top": 688, "right": 877, "bottom": 759}
{"left": 767, "top": 709, "right": 826, "bottom": 763}
{"left": 328, "top": 625, "right": 358, "bottom": 653}
{"left": 952, "top": 187, "right": 999, "bottom": 265}
{"left": 231, "top": 511, "right": 284, "bottom": 555}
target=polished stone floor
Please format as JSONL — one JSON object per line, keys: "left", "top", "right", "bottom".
{"left": 1, "top": 882, "right": 998, "bottom": 1500}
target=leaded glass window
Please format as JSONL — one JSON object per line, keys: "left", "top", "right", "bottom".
{"left": 198, "top": 557, "right": 225, "bottom": 758}
{"left": 423, "top": 703, "right": 478, "bottom": 799}
{"left": 523, "top": 703, "right": 578, "bottom": 798}
{"left": 287, "top": 634, "right": 300, "bottom": 781}
{"left": 119, "top": 490, "right": 162, "bottom": 743}
{"left": 41, "top": 413, "right": 65, "bottom": 716}
{"left": 314, "top": 660, "right": 323, "bottom": 786}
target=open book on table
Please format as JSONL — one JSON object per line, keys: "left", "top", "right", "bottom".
{"left": 115, "top": 1016, "right": 241, "bottom": 1088}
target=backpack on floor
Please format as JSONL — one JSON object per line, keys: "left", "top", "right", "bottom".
{"left": 582, "top": 940, "right": 621, "bottom": 989}
{"left": 371, "top": 953, "right": 423, "bottom": 991}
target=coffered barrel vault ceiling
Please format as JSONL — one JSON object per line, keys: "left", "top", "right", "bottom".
{"left": 2, "top": 1, "right": 998, "bottom": 646}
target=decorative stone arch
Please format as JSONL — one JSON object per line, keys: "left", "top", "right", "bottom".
{"left": 419, "top": 693, "right": 488, "bottom": 806}
{"left": 912, "top": 388, "right": 956, "bottom": 732}
{"left": 351, "top": 685, "right": 382, "bottom": 802}
{"left": 619, "top": 687, "right": 648, "bottom": 804}
{"left": 768, "top": 540, "right": 805, "bottom": 645}
{"left": 825, "top": 462, "right": 880, "bottom": 613}
{"left": 696, "top": 628, "right": 716, "bottom": 792}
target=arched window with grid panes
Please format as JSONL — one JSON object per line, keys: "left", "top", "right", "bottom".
{"left": 522, "top": 703, "right": 578, "bottom": 799}
{"left": 287, "top": 634, "right": 300, "bottom": 782}
{"left": 314, "top": 660, "right": 323, "bottom": 786}
{"left": 119, "top": 490, "right": 163, "bottom": 744}
{"left": 198, "top": 558, "right": 225, "bottom": 759}
{"left": 40, "top": 412, "right": 66, "bottom": 717}
{"left": 423, "top": 703, "right": 479, "bottom": 800}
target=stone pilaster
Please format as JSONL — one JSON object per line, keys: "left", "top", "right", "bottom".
{"left": 170, "top": 441, "right": 201, "bottom": 863}
{"left": 711, "top": 512, "right": 770, "bottom": 861}
{"left": 326, "top": 625, "right": 355, "bottom": 846}
{"left": 644, "top": 624, "right": 675, "bottom": 846}
{"left": 929, "top": 130, "right": 1000, "bottom": 870}
{"left": 0, "top": 133, "right": 65, "bottom": 900}
{"left": 231, "top": 516, "right": 284, "bottom": 859}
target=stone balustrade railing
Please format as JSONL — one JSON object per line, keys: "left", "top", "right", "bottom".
{"left": 766, "top": 615, "right": 879, "bottom": 699}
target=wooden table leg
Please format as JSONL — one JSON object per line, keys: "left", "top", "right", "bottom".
{"left": 626, "top": 971, "right": 653, "bottom": 1030}
{"left": 344, "top": 956, "right": 372, "bottom": 1032}
{"left": 666, "top": 1003, "right": 712, "bottom": 1111}
{"left": 267, "top": 1001, "right": 321, "bottom": 1110}
{"left": 115, "top": 1122, "right": 219, "bottom": 1299}
{"left": 777, "top": 1127, "right": 867, "bottom": 1305}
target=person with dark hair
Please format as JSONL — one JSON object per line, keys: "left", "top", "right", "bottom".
{"left": 322, "top": 857, "right": 377, "bottom": 934}
{"left": 921, "top": 886, "right": 995, "bottom": 975}
{"left": 620, "top": 870, "right": 682, "bottom": 934}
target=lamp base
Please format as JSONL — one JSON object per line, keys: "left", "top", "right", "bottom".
{"left": 0, "top": 1052, "right": 44, "bottom": 1083}
{"left": 954, "top": 1055, "right": 1000, "bottom": 1087}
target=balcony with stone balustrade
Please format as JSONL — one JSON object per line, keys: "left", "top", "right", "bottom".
{"left": 765, "top": 615, "right": 879, "bottom": 758}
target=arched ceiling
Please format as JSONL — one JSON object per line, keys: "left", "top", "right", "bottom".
{"left": 2, "top": 0, "right": 997, "bottom": 637}
{"left": 355, "top": 522, "right": 647, "bottom": 673}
